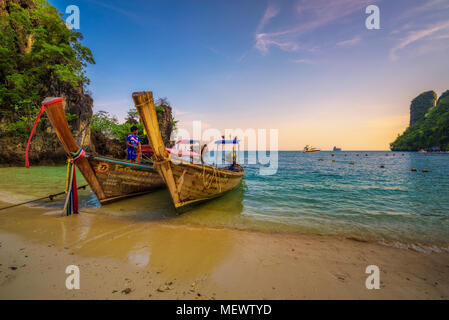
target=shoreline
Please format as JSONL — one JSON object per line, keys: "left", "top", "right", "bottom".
{"left": 0, "top": 203, "right": 448, "bottom": 299}
{"left": 2, "top": 196, "right": 449, "bottom": 252}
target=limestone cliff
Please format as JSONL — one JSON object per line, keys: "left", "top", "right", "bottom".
{"left": 409, "top": 91, "right": 437, "bottom": 126}
{"left": 391, "top": 90, "right": 449, "bottom": 151}
{"left": 0, "top": 0, "right": 95, "bottom": 166}
{"left": 0, "top": 0, "right": 174, "bottom": 166}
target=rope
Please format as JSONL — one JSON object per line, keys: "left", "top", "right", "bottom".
{"left": 71, "top": 148, "right": 86, "bottom": 162}
{"left": 201, "top": 164, "right": 222, "bottom": 192}
{"left": 0, "top": 185, "right": 87, "bottom": 211}
{"left": 134, "top": 99, "right": 152, "bottom": 108}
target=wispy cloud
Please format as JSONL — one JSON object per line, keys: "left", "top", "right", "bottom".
{"left": 336, "top": 35, "right": 362, "bottom": 47}
{"left": 254, "top": 4, "right": 299, "bottom": 54}
{"left": 395, "top": 0, "right": 449, "bottom": 23}
{"left": 254, "top": 0, "right": 375, "bottom": 54}
{"left": 390, "top": 20, "right": 449, "bottom": 60}
{"left": 89, "top": 0, "right": 144, "bottom": 26}
{"left": 256, "top": 4, "right": 280, "bottom": 33}
{"left": 290, "top": 58, "right": 314, "bottom": 64}
{"left": 255, "top": 33, "right": 299, "bottom": 54}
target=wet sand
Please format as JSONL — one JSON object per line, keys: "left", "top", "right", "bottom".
{"left": 0, "top": 201, "right": 448, "bottom": 299}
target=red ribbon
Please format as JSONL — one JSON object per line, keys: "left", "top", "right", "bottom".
{"left": 25, "top": 105, "right": 45, "bottom": 168}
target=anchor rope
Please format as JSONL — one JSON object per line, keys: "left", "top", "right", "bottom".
{"left": 0, "top": 185, "right": 87, "bottom": 211}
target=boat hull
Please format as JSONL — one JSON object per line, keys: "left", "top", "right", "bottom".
{"left": 88, "top": 156, "right": 165, "bottom": 204}
{"left": 169, "top": 161, "right": 244, "bottom": 209}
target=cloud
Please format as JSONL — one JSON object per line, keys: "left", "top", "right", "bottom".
{"left": 254, "top": 0, "right": 375, "bottom": 54}
{"left": 255, "top": 33, "right": 299, "bottom": 54}
{"left": 395, "top": 0, "right": 449, "bottom": 22}
{"left": 256, "top": 4, "right": 280, "bottom": 33}
{"left": 89, "top": 0, "right": 144, "bottom": 26}
{"left": 290, "top": 58, "right": 314, "bottom": 64}
{"left": 336, "top": 35, "right": 361, "bottom": 47}
{"left": 390, "top": 20, "right": 449, "bottom": 60}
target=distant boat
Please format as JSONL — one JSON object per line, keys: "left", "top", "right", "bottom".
{"left": 333, "top": 146, "right": 342, "bottom": 152}
{"left": 303, "top": 145, "right": 321, "bottom": 153}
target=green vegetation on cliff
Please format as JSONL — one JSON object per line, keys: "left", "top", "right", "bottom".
{"left": 0, "top": 0, "right": 94, "bottom": 137}
{"left": 91, "top": 97, "right": 177, "bottom": 146}
{"left": 390, "top": 90, "right": 449, "bottom": 151}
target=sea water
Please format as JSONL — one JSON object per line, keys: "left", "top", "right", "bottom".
{"left": 0, "top": 151, "right": 448, "bottom": 247}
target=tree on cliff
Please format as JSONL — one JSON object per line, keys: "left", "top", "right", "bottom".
{"left": 390, "top": 90, "right": 449, "bottom": 151}
{"left": 0, "top": 0, "right": 94, "bottom": 137}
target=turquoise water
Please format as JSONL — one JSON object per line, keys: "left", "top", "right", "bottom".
{"left": 1, "top": 151, "right": 448, "bottom": 247}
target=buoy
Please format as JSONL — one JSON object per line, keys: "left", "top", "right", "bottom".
{"left": 411, "top": 168, "right": 417, "bottom": 172}
{"left": 356, "top": 154, "right": 359, "bottom": 156}
{"left": 318, "top": 158, "right": 324, "bottom": 161}
{"left": 350, "top": 161, "right": 355, "bottom": 165}
{"left": 345, "top": 154, "right": 347, "bottom": 157}
{"left": 332, "top": 160, "right": 336, "bottom": 162}
{"left": 331, "top": 154, "right": 334, "bottom": 157}
{"left": 380, "top": 165, "right": 385, "bottom": 168}
{"left": 422, "top": 169, "right": 429, "bottom": 172}
{"left": 365, "top": 154, "right": 368, "bottom": 156}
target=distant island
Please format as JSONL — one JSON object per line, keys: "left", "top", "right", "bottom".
{"left": 390, "top": 90, "right": 449, "bottom": 151}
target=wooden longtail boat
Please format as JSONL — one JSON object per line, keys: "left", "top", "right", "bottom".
{"left": 132, "top": 91, "right": 244, "bottom": 211}
{"left": 42, "top": 97, "right": 165, "bottom": 205}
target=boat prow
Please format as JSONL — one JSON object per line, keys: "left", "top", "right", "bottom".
{"left": 42, "top": 97, "right": 165, "bottom": 205}
{"left": 132, "top": 91, "right": 245, "bottom": 211}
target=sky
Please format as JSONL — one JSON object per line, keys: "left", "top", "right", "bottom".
{"left": 50, "top": 0, "right": 449, "bottom": 150}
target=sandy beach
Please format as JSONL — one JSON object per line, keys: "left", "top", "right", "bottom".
{"left": 0, "top": 201, "right": 448, "bottom": 300}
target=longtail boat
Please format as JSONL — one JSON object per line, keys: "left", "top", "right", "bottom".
{"left": 41, "top": 97, "right": 165, "bottom": 204}
{"left": 132, "top": 91, "right": 244, "bottom": 211}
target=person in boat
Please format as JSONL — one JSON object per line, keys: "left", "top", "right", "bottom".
{"left": 126, "top": 126, "right": 141, "bottom": 162}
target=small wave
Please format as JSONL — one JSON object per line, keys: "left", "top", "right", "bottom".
{"left": 0, "top": 190, "right": 36, "bottom": 205}
{"left": 378, "top": 240, "right": 449, "bottom": 254}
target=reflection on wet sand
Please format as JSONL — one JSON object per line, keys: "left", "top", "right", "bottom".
{"left": 0, "top": 197, "right": 238, "bottom": 279}
{"left": 1, "top": 198, "right": 449, "bottom": 299}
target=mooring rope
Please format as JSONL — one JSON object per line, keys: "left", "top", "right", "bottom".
{"left": 202, "top": 164, "right": 222, "bottom": 192}
{"left": 0, "top": 185, "right": 88, "bottom": 211}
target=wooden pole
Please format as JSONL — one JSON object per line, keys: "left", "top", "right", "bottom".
{"left": 132, "top": 92, "right": 181, "bottom": 206}
{"left": 42, "top": 97, "right": 106, "bottom": 201}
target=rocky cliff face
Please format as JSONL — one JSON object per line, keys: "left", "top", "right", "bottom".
{"left": 0, "top": 0, "right": 95, "bottom": 166}
{"left": 437, "top": 90, "right": 449, "bottom": 106}
{"left": 157, "top": 105, "right": 175, "bottom": 147}
{"left": 409, "top": 91, "right": 437, "bottom": 126}
{"left": 0, "top": 0, "right": 174, "bottom": 166}
{"left": 0, "top": 0, "right": 33, "bottom": 13}
{"left": 391, "top": 90, "right": 449, "bottom": 151}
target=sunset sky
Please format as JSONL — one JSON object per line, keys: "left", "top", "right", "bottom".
{"left": 51, "top": 0, "right": 449, "bottom": 150}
